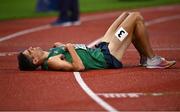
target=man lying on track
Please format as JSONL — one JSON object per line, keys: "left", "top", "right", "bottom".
{"left": 17, "top": 12, "right": 176, "bottom": 71}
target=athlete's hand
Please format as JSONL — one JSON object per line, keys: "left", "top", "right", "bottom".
{"left": 65, "top": 43, "right": 74, "bottom": 50}
{"left": 53, "top": 42, "right": 64, "bottom": 48}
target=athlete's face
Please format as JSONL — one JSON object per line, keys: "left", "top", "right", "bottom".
{"left": 23, "top": 47, "right": 44, "bottom": 65}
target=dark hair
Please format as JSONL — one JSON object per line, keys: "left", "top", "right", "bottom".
{"left": 17, "top": 52, "right": 38, "bottom": 71}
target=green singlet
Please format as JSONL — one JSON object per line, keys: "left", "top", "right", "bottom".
{"left": 42, "top": 44, "right": 108, "bottom": 70}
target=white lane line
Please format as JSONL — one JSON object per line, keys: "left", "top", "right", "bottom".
{"left": 97, "top": 92, "right": 180, "bottom": 99}
{"left": 145, "top": 15, "right": 180, "bottom": 26}
{"left": 74, "top": 72, "right": 118, "bottom": 112}
{"left": 127, "top": 47, "right": 180, "bottom": 52}
{"left": 0, "top": 25, "right": 51, "bottom": 42}
{"left": 81, "top": 5, "right": 180, "bottom": 23}
{"left": 0, "top": 52, "right": 19, "bottom": 56}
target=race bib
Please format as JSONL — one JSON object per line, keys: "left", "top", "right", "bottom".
{"left": 115, "top": 27, "right": 128, "bottom": 41}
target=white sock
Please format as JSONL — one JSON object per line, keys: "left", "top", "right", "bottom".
{"left": 140, "top": 55, "right": 147, "bottom": 65}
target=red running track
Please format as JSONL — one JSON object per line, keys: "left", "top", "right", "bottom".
{"left": 0, "top": 5, "right": 180, "bottom": 111}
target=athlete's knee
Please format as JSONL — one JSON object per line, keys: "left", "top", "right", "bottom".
{"left": 135, "top": 12, "right": 144, "bottom": 21}
{"left": 122, "top": 11, "right": 129, "bottom": 16}
{"left": 118, "top": 11, "right": 129, "bottom": 18}
{"left": 130, "top": 12, "right": 144, "bottom": 21}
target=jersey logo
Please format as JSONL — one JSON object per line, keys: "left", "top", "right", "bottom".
{"left": 74, "top": 44, "right": 87, "bottom": 50}
{"left": 115, "top": 27, "right": 128, "bottom": 41}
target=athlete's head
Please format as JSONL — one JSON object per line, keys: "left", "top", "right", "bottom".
{"left": 17, "top": 47, "right": 45, "bottom": 71}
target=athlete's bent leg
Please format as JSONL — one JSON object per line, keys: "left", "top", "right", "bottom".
{"left": 103, "top": 12, "right": 176, "bottom": 68}
{"left": 131, "top": 12, "right": 155, "bottom": 66}
{"left": 132, "top": 13, "right": 176, "bottom": 68}
{"left": 106, "top": 12, "right": 140, "bottom": 61}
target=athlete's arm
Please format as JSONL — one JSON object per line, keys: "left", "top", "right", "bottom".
{"left": 65, "top": 43, "right": 85, "bottom": 71}
{"left": 47, "top": 54, "right": 74, "bottom": 71}
{"left": 47, "top": 43, "right": 85, "bottom": 71}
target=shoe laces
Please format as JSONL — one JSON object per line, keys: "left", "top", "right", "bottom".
{"left": 147, "top": 56, "right": 166, "bottom": 65}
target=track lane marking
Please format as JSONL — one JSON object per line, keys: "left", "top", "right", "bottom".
{"left": 97, "top": 92, "right": 180, "bottom": 99}
{"left": 0, "top": 25, "right": 51, "bottom": 42}
{"left": 145, "top": 15, "right": 180, "bottom": 26}
{"left": 74, "top": 72, "right": 118, "bottom": 112}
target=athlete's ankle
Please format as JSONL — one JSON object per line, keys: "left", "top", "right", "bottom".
{"left": 140, "top": 55, "right": 147, "bottom": 66}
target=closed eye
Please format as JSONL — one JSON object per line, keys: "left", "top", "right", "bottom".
{"left": 27, "top": 50, "right": 31, "bottom": 54}
{"left": 26, "top": 49, "right": 34, "bottom": 59}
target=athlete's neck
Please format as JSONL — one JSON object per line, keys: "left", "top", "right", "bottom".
{"left": 39, "top": 51, "right": 49, "bottom": 65}
{"left": 43, "top": 51, "right": 49, "bottom": 60}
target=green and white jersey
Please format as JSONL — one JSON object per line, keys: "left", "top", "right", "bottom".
{"left": 42, "top": 44, "right": 108, "bottom": 70}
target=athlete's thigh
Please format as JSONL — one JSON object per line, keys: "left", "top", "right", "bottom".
{"left": 107, "top": 13, "right": 137, "bottom": 61}
{"left": 100, "top": 12, "right": 129, "bottom": 43}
